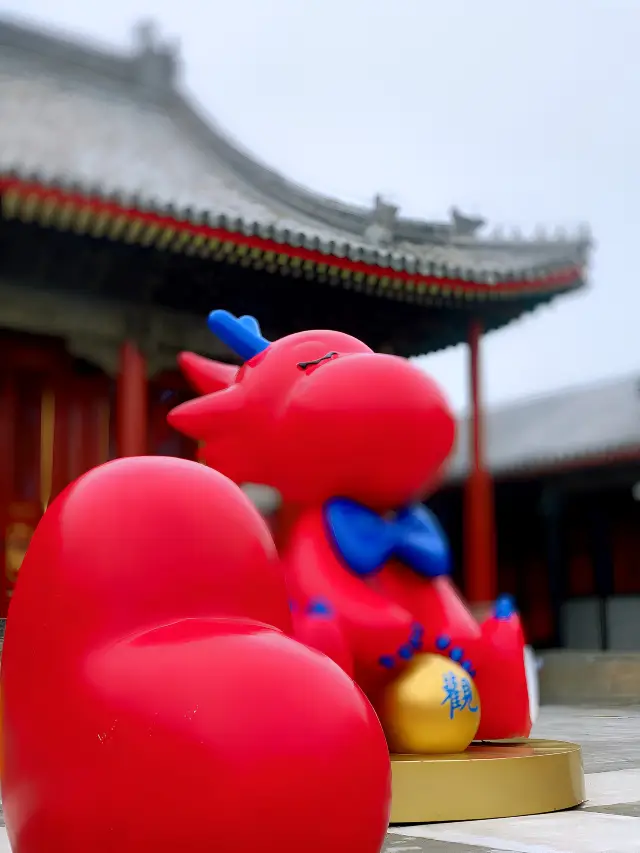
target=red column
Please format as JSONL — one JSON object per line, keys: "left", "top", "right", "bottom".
{"left": 116, "top": 340, "right": 148, "bottom": 457}
{"left": 463, "top": 320, "right": 497, "bottom": 604}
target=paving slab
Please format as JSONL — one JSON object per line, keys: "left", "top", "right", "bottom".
{"left": 385, "top": 705, "right": 640, "bottom": 853}
{"left": 1, "top": 706, "right": 639, "bottom": 851}
{"left": 532, "top": 705, "right": 640, "bottom": 773}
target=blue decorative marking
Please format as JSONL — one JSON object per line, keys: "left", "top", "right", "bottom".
{"left": 441, "top": 671, "right": 479, "bottom": 720}
{"left": 307, "top": 599, "right": 333, "bottom": 616}
{"left": 379, "top": 655, "right": 395, "bottom": 669}
{"left": 398, "top": 644, "right": 414, "bottom": 660}
{"left": 462, "top": 660, "right": 474, "bottom": 673}
{"left": 324, "top": 498, "right": 451, "bottom": 578}
{"left": 207, "top": 310, "right": 270, "bottom": 362}
{"left": 410, "top": 624, "right": 424, "bottom": 649}
{"left": 494, "top": 594, "right": 516, "bottom": 620}
{"left": 469, "top": 669, "right": 477, "bottom": 678}
{"left": 435, "top": 634, "right": 451, "bottom": 650}
{"left": 449, "top": 647, "right": 463, "bottom": 662}
{"left": 288, "top": 600, "right": 297, "bottom": 612}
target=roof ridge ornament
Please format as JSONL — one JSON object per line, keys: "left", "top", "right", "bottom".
{"left": 364, "top": 194, "right": 398, "bottom": 246}
{"left": 131, "top": 19, "right": 180, "bottom": 96}
{"left": 577, "top": 222, "right": 592, "bottom": 241}
{"left": 449, "top": 207, "right": 485, "bottom": 237}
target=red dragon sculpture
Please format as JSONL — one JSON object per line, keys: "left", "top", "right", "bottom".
{"left": 169, "top": 310, "right": 536, "bottom": 739}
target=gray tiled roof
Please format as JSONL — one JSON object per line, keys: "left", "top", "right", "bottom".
{"left": 448, "top": 375, "right": 640, "bottom": 480}
{"left": 0, "top": 16, "right": 590, "bottom": 282}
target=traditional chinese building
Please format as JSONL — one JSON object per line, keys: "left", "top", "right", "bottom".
{"left": 438, "top": 375, "right": 640, "bottom": 651}
{"left": 0, "top": 16, "right": 589, "bottom": 619}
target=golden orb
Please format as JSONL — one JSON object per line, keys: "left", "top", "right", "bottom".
{"left": 380, "top": 654, "right": 481, "bottom": 755}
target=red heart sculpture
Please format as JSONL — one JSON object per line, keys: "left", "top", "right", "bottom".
{"left": 2, "top": 457, "right": 390, "bottom": 853}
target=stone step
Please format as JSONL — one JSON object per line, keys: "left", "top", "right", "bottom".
{"left": 539, "top": 650, "right": 640, "bottom": 705}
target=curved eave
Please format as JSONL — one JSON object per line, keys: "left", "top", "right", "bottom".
{"left": 0, "top": 173, "right": 586, "bottom": 304}
{"left": 409, "top": 293, "right": 561, "bottom": 356}
{"left": 445, "top": 444, "right": 640, "bottom": 485}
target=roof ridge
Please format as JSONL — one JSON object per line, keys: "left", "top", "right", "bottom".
{"left": 459, "top": 372, "right": 640, "bottom": 420}
{"left": 166, "top": 88, "right": 592, "bottom": 251}
{"left": 449, "top": 371, "right": 640, "bottom": 478}
{"left": 0, "top": 14, "right": 128, "bottom": 60}
{"left": 170, "top": 88, "right": 460, "bottom": 243}
{"left": 0, "top": 15, "right": 140, "bottom": 87}
{"left": 0, "top": 13, "right": 593, "bottom": 254}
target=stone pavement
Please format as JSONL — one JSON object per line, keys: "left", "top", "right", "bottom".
{"left": 385, "top": 706, "right": 640, "bottom": 853}
{"left": 0, "top": 707, "right": 639, "bottom": 851}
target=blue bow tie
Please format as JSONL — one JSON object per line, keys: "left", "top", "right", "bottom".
{"left": 324, "top": 498, "right": 450, "bottom": 578}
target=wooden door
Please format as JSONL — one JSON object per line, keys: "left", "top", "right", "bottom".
{"left": 0, "top": 370, "right": 49, "bottom": 614}
{"left": 0, "top": 363, "right": 111, "bottom": 616}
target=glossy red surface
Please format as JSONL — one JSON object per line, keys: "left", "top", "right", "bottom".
{"left": 170, "top": 329, "right": 454, "bottom": 510}
{"left": 1, "top": 457, "right": 390, "bottom": 853}
{"left": 174, "top": 324, "right": 448, "bottom": 692}
{"left": 172, "top": 315, "right": 532, "bottom": 743}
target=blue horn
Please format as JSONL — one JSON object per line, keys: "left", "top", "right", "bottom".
{"left": 207, "top": 310, "right": 270, "bottom": 362}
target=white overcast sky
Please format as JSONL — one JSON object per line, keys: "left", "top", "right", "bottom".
{"left": 2, "top": 0, "right": 638, "bottom": 411}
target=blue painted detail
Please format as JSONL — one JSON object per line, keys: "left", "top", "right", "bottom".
{"left": 469, "top": 669, "right": 477, "bottom": 678}
{"left": 307, "top": 599, "right": 333, "bottom": 616}
{"left": 238, "top": 315, "right": 262, "bottom": 337}
{"left": 441, "top": 671, "right": 479, "bottom": 719}
{"left": 288, "top": 600, "right": 297, "bottom": 612}
{"left": 324, "top": 498, "right": 451, "bottom": 578}
{"left": 410, "top": 624, "right": 424, "bottom": 649}
{"left": 398, "top": 644, "right": 414, "bottom": 660}
{"left": 379, "top": 655, "right": 395, "bottom": 669}
{"left": 435, "top": 635, "right": 451, "bottom": 650}
{"left": 494, "top": 594, "right": 516, "bottom": 620}
{"left": 462, "top": 660, "right": 474, "bottom": 673}
{"left": 207, "top": 310, "right": 270, "bottom": 362}
{"left": 449, "top": 647, "right": 463, "bottom": 662}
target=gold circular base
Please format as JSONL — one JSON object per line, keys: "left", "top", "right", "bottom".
{"left": 390, "top": 739, "right": 585, "bottom": 824}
